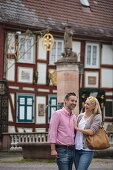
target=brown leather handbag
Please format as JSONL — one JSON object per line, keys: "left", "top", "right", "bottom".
{"left": 86, "top": 126, "right": 110, "bottom": 150}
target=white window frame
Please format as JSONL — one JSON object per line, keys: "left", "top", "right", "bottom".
{"left": 49, "top": 39, "right": 64, "bottom": 65}
{"left": 17, "top": 35, "right": 35, "bottom": 64}
{"left": 85, "top": 42, "right": 100, "bottom": 68}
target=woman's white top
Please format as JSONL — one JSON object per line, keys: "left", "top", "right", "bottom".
{"left": 75, "top": 115, "right": 91, "bottom": 151}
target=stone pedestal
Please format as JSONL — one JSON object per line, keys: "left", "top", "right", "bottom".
{"left": 56, "top": 57, "right": 79, "bottom": 114}
{"left": 18, "top": 143, "right": 52, "bottom": 159}
{"left": 2, "top": 133, "right": 11, "bottom": 151}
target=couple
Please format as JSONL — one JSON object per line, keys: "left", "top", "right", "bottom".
{"left": 48, "top": 92, "right": 102, "bottom": 170}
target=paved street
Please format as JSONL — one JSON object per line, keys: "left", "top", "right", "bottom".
{"left": 0, "top": 160, "right": 113, "bottom": 170}
{"left": 0, "top": 152, "right": 113, "bottom": 170}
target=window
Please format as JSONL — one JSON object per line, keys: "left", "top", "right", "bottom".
{"left": 48, "top": 96, "right": 57, "bottom": 122}
{"left": 17, "top": 35, "right": 35, "bottom": 64}
{"left": 49, "top": 39, "right": 64, "bottom": 65}
{"left": 7, "top": 33, "right": 15, "bottom": 54}
{"left": 80, "top": 0, "right": 90, "bottom": 7}
{"left": 85, "top": 43, "right": 100, "bottom": 68}
{"left": 17, "top": 94, "right": 35, "bottom": 123}
{"left": 105, "top": 101, "right": 113, "bottom": 118}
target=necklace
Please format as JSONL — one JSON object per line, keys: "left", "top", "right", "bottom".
{"left": 84, "top": 112, "right": 92, "bottom": 120}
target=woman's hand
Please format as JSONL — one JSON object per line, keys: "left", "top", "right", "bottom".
{"left": 73, "top": 119, "right": 78, "bottom": 130}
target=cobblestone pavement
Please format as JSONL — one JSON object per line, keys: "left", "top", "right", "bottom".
{"left": 0, "top": 160, "right": 113, "bottom": 170}
{"left": 0, "top": 152, "right": 113, "bottom": 170}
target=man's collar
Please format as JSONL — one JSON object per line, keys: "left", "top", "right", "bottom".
{"left": 62, "top": 107, "right": 72, "bottom": 116}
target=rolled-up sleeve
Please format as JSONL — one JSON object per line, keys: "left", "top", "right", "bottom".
{"left": 48, "top": 111, "right": 60, "bottom": 143}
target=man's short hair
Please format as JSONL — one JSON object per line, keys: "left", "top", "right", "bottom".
{"left": 65, "top": 92, "right": 76, "bottom": 100}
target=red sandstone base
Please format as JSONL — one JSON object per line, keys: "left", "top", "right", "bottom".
{"left": 18, "top": 143, "right": 52, "bottom": 159}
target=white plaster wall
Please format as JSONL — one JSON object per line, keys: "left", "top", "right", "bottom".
{"left": 8, "top": 126, "right": 15, "bottom": 133}
{"left": 37, "top": 63, "right": 47, "bottom": 84}
{"left": 6, "top": 59, "right": 15, "bottom": 81}
{"left": 84, "top": 72, "right": 99, "bottom": 88}
{"left": 35, "top": 128, "right": 46, "bottom": 132}
{"left": 23, "top": 87, "right": 34, "bottom": 91}
{"left": 101, "top": 45, "right": 113, "bottom": 65}
{"left": 104, "top": 122, "right": 113, "bottom": 130}
{"left": 8, "top": 93, "right": 15, "bottom": 122}
{"left": 53, "top": 90, "right": 57, "bottom": 93}
{"left": 38, "top": 89, "right": 50, "bottom": 92}
{"left": 17, "top": 128, "right": 32, "bottom": 133}
{"left": 9, "top": 86, "right": 19, "bottom": 89}
{"left": 8, "top": 104, "right": 13, "bottom": 122}
{"left": 36, "top": 96, "right": 46, "bottom": 124}
{"left": 11, "top": 93, "right": 15, "bottom": 108}
{"left": 72, "top": 41, "right": 81, "bottom": 62}
{"left": 18, "top": 67, "right": 33, "bottom": 83}
{"left": 7, "top": 33, "right": 15, "bottom": 54}
{"left": 106, "top": 92, "right": 113, "bottom": 96}
{"left": 101, "top": 68, "right": 113, "bottom": 88}
{"left": 38, "top": 38, "right": 47, "bottom": 60}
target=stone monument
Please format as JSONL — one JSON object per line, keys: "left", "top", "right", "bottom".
{"left": 62, "top": 25, "right": 77, "bottom": 60}
{"left": 56, "top": 25, "right": 79, "bottom": 113}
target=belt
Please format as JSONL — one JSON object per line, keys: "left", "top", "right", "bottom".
{"left": 56, "top": 144, "right": 75, "bottom": 150}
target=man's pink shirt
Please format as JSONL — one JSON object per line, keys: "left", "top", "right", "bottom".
{"left": 48, "top": 107, "right": 77, "bottom": 145}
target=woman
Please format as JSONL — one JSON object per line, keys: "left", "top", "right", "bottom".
{"left": 74, "top": 96, "right": 102, "bottom": 170}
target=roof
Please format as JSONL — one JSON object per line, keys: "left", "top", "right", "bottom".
{"left": 0, "top": 0, "right": 113, "bottom": 39}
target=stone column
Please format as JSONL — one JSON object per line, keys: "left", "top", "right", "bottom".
{"left": 56, "top": 57, "right": 79, "bottom": 114}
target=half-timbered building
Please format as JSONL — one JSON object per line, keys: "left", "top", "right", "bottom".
{"left": 0, "top": 0, "right": 113, "bottom": 149}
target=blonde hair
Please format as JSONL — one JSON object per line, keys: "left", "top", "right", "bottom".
{"left": 87, "top": 96, "right": 102, "bottom": 115}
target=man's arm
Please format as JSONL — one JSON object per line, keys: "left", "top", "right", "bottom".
{"left": 48, "top": 111, "right": 60, "bottom": 158}
{"left": 50, "top": 143, "right": 57, "bottom": 158}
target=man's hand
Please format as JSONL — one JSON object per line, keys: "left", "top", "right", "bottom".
{"left": 51, "top": 149, "right": 58, "bottom": 158}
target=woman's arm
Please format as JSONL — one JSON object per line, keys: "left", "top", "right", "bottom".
{"left": 74, "top": 119, "right": 93, "bottom": 135}
{"left": 75, "top": 127, "right": 93, "bottom": 135}
{"left": 74, "top": 114, "right": 102, "bottom": 135}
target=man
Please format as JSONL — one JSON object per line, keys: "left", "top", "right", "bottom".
{"left": 48, "top": 92, "right": 77, "bottom": 170}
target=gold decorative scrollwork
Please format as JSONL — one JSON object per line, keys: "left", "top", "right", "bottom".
{"left": 49, "top": 71, "right": 57, "bottom": 86}
{"left": 42, "top": 33, "right": 54, "bottom": 51}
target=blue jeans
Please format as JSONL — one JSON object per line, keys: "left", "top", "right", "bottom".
{"left": 56, "top": 147, "right": 74, "bottom": 170}
{"left": 74, "top": 149, "right": 94, "bottom": 170}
